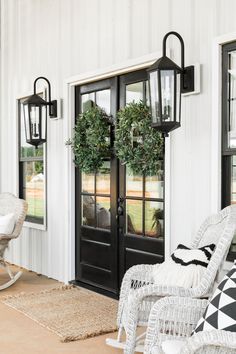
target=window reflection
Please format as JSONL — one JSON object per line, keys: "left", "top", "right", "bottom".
{"left": 82, "top": 172, "right": 95, "bottom": 194}
{"left": 231, "top": 156, "right": 236, "bottom": 204}
{"left": 228, "top": 51, "right": 236, "bottom": 148}
{"left": 126, "top": 200, "right": 142, "bottom": 235}
{"left": 126, "top": 167, "right": 143, "bottom": 197}
{"left": 82, "top": 195, "right": 96, "bottom": 227}
{"left": 96, "top": 161, "right": 110, "bottom": 195}
{"left": 22, "top": 161, "right": 44, "bottom": 223}
{"left": 126, "top": 82, "right": 143, "bottom": 104}
{"left": 145, "top": 201, "right": 164, "bottom": 238}
{"left": 82, "top": 195, "right": 111, "bottom": 230}
{"left": 145, "top": 169, "right": 164, "bottom": 199}
{"left": 96, "top": 196, "right": 111, "bottom": 230}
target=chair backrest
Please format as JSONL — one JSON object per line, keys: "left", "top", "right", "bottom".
{"left": 190, "top": 205, "right": 236, "bottom": 296}
{"left": 0, "top": 193, "right": 28, "bottom": 238}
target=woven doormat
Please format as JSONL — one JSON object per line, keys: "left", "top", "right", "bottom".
{"left": 1, "top": 285, "right": 118, "bottom": 342}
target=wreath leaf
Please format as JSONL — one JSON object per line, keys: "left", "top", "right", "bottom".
{"left": 67, "top": 106, "right": 111, "bottom": 173}
{"left": 115, "top": 101, "right": 164, "bottom": 175}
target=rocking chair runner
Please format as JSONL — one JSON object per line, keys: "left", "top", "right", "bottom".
{"left": 106, "top": 205, "right": 236, "bottom": 354}
{"left": 0, "top": 193, "right": 28, "bottom": 290}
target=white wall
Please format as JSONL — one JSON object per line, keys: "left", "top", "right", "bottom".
{"left": 0, "top": 0, "right": 235, "bottom": 282}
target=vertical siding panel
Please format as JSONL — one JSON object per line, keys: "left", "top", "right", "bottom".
{"left": 2, "top": 0, "right": 236, "bottom": 281}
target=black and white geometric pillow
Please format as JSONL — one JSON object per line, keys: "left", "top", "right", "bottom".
{"left": 171, "top": 244, "right": 215, "bottom": 267}
{"left": 194, "top": 261, "right": 236, "bottom": 333}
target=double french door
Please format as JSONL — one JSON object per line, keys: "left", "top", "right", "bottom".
{"left": 75, "top": 70, "right": 164, "bottom": 297}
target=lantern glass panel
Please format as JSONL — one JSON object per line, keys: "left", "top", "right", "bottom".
{"left": 160, "top": 70, "right": 174, "bottom": 122}
{"left": 41, "top": 105, "right": 47, "bottom": 140}
{"left": 175, "top": 72, "right": 181, "bottom": 124}
{"left": 149, "top": 71, "right": 160, "bottom": 124}
{"left": 23, "top": 104, "right": 30, "bottom": 142}
{"left": 30, "top": 105, "right": 40, "bottom": 142}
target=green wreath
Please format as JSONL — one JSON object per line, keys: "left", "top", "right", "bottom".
{"left": 67, "top": 106, "right": 111, "bottom": 173}
{"left": 115, "top": 101, "right": 163, "bottom": 175}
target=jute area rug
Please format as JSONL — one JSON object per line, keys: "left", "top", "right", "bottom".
{"left": 1, "top": 285, "right": 118, "bottom": 342}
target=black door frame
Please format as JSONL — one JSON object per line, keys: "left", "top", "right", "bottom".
{"left": 74, "top": 77, "right": 119, "bottom": 298}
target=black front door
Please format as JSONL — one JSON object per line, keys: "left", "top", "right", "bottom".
{"left": 75, "top": 70, "right": 164, "bottom": 297}
{"left": 118, "top": 70, "right": 164, "bottom": 283}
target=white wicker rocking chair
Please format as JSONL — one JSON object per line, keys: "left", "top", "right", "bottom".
{"left": 144, "top": 297, "right": 236, "bottom": 354}
{"left": 106, "top": 205, "right": 236, "bottom": 354}
{"left": 0, "top": 193, "right": 27, "bottom": 290}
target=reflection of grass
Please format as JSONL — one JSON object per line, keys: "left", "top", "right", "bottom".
{"left": 26, "top": 196, "right": 44, "bottom": 217}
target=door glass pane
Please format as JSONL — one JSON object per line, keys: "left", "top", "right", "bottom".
{"left": 228, "top": 51, "right": 236, "bottom": 148}
{"left": 96, "top": 89, "right": 110, "bottom": 115}
{"left": 145, "top": 201, "right": 164, "bottom": 238}
{"left": 126, "top": 199, "right": 143, "bottom": 235}
{"left": 81, "top": 93, "right": 95, "bottom": 112}
{"left": 231, "top": 155, "right": 236, "bottom": 203}
{"left": 126, "top": 167, "right": 143, "bottom": 197}
{"left": 96, "top": 161, "right": 110, "bottom": 195}
{"left": 126, "top": 82, "right": 143, "bottom": 104}
{"left": 82, "top": 195, "right": 96, "bottom": 227}
{"left": 82, "top": 172, "right": 95, "bottom": 194}
{"left": 145, "top": 169, "right": 164, "bottom": 199}
{"left": 96, "top": 196, "right": 111, "bottom": 229}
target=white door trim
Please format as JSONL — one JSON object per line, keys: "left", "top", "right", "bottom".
{"left": 211, "top": 32, "right": 236, "bottom": 214}
{"left": 63, "top": 51, "right": 171, "bottom": 282}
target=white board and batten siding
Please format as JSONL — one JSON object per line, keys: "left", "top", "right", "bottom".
{"left": 0, "top": 0, "right": 235, "bottom": 282}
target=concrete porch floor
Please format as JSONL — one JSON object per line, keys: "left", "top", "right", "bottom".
{"left": 0, "top": 266, "right": 121, "bottom": 354}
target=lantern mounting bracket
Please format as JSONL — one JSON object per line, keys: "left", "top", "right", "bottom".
{"left": 33, "top": 76, "right": 57, "bottom": 118}
{"left": 163, "top": 31, "right": 195, "bottom": 94}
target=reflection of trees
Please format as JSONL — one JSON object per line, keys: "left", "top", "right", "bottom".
{"left": 21, "top": 146, "right": 43, "bottom": 158}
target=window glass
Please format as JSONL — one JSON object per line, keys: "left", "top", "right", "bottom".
{"left": 145, "top": 169, "right": 164, "bottom": 199}
{"left": 82, "top": 195, "right": 96, "bottom": 227}
{"left": 22, "top": 161, "right": 45, "bottom": 224}
{"left": 96, "top": 89, "right": 110, "bottom": 115}
{"left": 231, "top": 155, "right": 236, "bottom": 204}
{"left": 126, "top": 199, "right": 143, "bottom": 235}
{"left": 126, "top": 167, "right": 143, "bottom": 197}
{"left": 222, "top": 44, "right": 236, "bottom": 260}
{"left": 19, "top": 98, "right": 46, "bottom": 225}
{"left": 96, "top": 196, "right": 111, "bottom": 230}
{"left": 126, "top": 82, "right": 143, "bottom": 104}
{"left": 145, "top": 201, "right": 164, "bottom": 238}
{"left": 228, "top": 51, "right": 236, "bottom": 148}
{"left": 82, "top": 172, "right": 95, "bottom": 194}
{"left": 96, "top": 161, "right": 110, "bottom": 195}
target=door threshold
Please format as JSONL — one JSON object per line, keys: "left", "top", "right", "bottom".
{"left": 70, "top": 280, "right": 119, "bottom": 300}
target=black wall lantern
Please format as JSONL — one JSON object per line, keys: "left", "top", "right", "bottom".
{"left": 23, "top": 77, "right": 57, "bottom": 147}
{"left": 147, "top": 31, "right": 195, "bottom": 136}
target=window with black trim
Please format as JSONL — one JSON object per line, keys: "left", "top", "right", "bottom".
{"left": 222, "top": 42, "right": 236, "bottom": 260}
{"left": 18, "top": 97, "right": 46, "bottom": 226}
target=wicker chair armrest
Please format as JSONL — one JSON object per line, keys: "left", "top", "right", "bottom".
{"left": 117, "top": 264, "right": 156, "bottom": 325}
{"left": 0, "top": 233, "right": 13, "bottom": 241}
{"left": 180, "top": 330, "right": 236, "bottom": 354}
{"left": 144, "top": 297, "right": 208, "bottom": 353}
{"left": 131, "top": 283, "right": 196, "bottom": 301}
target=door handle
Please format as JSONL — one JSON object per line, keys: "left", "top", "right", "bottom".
{"left": 117, "top": 205, "right": 123, "bottom": 216}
